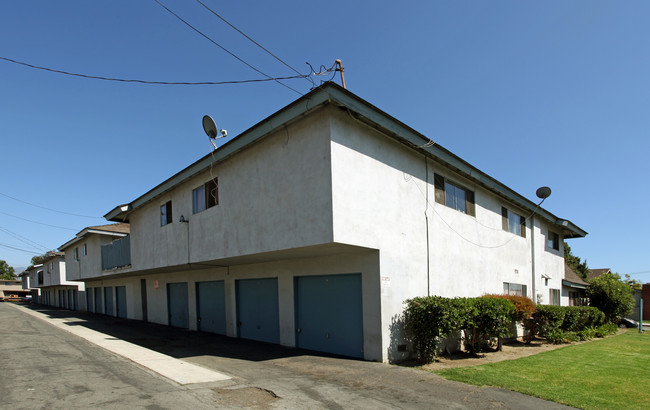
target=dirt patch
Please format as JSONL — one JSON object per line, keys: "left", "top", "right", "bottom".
{"left": 212, "top": 386, "right": 279, "bottom": 409}
{"left": 422, "top": 329, "right": 626, "bottom": 371}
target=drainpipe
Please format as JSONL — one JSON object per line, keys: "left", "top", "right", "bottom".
{"left": 530, "top": 215, "right": 536, "bottom": 304}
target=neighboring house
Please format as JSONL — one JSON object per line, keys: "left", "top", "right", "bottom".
{"left": 587, "top": 268, "right": 611, "bottom": 281}
{"left": 0, "top": 279, "right": 28, "bottom": 299}
{"left": 562, "top": 263, "right": 588, "bottom": 306}
{"left": 24, "top": 253, "right": 85, "bottom": 310}
{"left": 19, "top": 270, "right": 40, "bottom": 300}
{"left": 76, "top": 83, "right": 586, "bottom": 363}
{"left": 59, "top": 223, "right": 130, "bottom": 315}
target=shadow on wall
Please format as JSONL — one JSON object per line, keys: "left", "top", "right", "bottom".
{"left": 388, "top": 313, "right": 413, "bottom": 364}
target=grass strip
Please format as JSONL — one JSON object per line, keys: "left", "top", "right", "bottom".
{"left": 434, "top": 330, "right": 649, "bottom": 409}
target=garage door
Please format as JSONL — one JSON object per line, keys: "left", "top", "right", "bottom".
{"left": 94, "top": 288, "right": 102, "bottom": 313}
{"left": 236, "top": 278, "right": 279, "bottom": 344}
{"left": 87, "top": 289, "right": 94, "bottom": 312}
{"left": 294, "top": 273, "right": 363, "bottom": 358}
{"left": 196, "top": 281, "right": 226, "bottom": 335}
{"left": 116, "top": 286, "right": 127, "bottom": 318}
{"left": 104, "top": 287, "right": 114, "bottom": 316}
{"left": 167, "top": 282, "right": 189, "bottom": 329}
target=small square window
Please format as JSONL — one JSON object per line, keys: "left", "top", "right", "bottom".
{"left": 502, "top": 207, "right": 526, "bottom": 238}
{"left": 161, "top": 201, "right": 172, "bottom": 226}
{"left": 192, "top": 179, "right": 218, "bottom": 214}
{"left": 547, "top": 231, "right": 559, "bottom": 251}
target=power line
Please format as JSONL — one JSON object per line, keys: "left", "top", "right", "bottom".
{"left": 0, "top": 56, "right": 311, "bottom": 86}
{"left": 0, "top": 242, "right": 43, "bottom": 255}
{"left": 0, "top": 226, "right": 49, "bottom": 252}
{"left": 0, "top": 191, "right": 103, "bottom": 219}
{"left": 152, "top": 0, "right": 302, "bottom": 95}
{"left": 195, "top": 0, "right": 315, "bottom": 87}
{"left": 0, "top": 210, "right": 77, "bottom": 231}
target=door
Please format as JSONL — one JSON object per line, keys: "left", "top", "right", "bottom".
{"left": 196, "top": 281, "right": 226, "bottom": 335}
{"left": 116, "top": 286, "right": 127, "bottom": 318}
{"left": 104, "top": 287, "right": 114, "bottom": 316}
{"left": 94, "top": 288, "right": 102, "bottom": 313}
{"left": 295, "top": 274, "right": 363, "bottom": 358}
{"left": 167, "top": 282, "right": 189, "bottom": 328}
{"left": 236, "top": 278, "right": 279, "bottom": 344}
{"left": 87, "top": 289, "right": 93, "bottom": 312}
{"left": 140, "top": 279, "right": 148, "bottom": 322}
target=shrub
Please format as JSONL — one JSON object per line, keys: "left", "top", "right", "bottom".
{"left": 530, "top": 305, "right": 566, "bottom": 338}
{"left": 587, "top": 272, "right": 635, "bottom": 323}
{"left": 483, "top": 294, "right": 535, "bottom": 322}
{"left": 404, "top": 296, "right": 467, "bottom": 363}
{"left": 464, "top": 297, "right": 515, "bottom": 354}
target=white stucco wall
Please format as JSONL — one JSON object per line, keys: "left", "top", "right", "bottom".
{"left": 128, "top": 110, "right": 335, "bottom": 272}
{"left": 327, "top": 109, "right": 568, "bottom": 359}
{"left": 64, "top": 234, "right": 130, "bottom": 281}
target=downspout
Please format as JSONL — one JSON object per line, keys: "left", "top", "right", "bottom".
{"left": 425, "top": 156, "right": 430, "bottom": 296}
{"left": 530, "top": 215, "right": 536, "bottom": 303}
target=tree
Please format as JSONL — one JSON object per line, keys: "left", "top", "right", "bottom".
{"left": 564, "top": 241, "right": 590, "bottom": 280}
{"left": 586, "top": 272, "right": 635, "bottom": 322}
{"left": 0, "top": 260, "right": 16, "bottom": 280}
{"left": 31, "top": 251, "right": 55, "bottom": 266}
{"left": 623, "top": 274, "right": 642, "bottom": 291}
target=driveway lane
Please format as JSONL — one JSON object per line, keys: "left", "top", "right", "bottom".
{"left": 4, "top": 303, "right": 574, "bottom": 409}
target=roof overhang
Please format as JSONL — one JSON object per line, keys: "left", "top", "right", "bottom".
{"left": 562, "top": 279, "right": 588, "bottom": 290}
{"left": 103, "top": 82, "right": 587, "bottom": 238}
{"left": 59, "top": 227, "right": 128, "bottom": 251}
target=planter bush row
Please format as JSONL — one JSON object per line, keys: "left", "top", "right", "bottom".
{"left": 404, "top": 295, "right": 611, "bottom": 364}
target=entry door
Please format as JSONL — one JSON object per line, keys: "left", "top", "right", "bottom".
{"left": 116, "top": 286, "right": 127, "bottom": 318}
{"left": 295, "top": 274, "right": 363, "bottom": 358}
{"left": 104, "top": 287, "right": 114, "bottom": 316}
{"left": 167, "top": 282, "right": 189, "bottom": 328}
{"left": 94, "top": 288, "right": 102, "bottom": 313}
{"left": 236, "top": 278, "right": 279, "bottom": 344}
{"left": 196, "top": 281, "right": 226, "bottom": 335}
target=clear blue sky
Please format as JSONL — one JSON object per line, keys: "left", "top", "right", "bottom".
{"left": 1, "top": 1, "right": 648, "bottom": 282}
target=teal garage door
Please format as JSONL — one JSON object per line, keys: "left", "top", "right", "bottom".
{"left": 196, "top": 281, "right": 226, "bottom": 335}
{"left": 294, "top": 274, "right": 363, "bottom": 358}
{"left": 236, "top": 278, "right": 279, "bottom": 344}
{"left": 87, "top": 289, "right": 94, "bottom": 312}
{"left": 167, "top": 282, "right": 189, "bottom": 329}
{"left": 104, "top": 287, "right": 114, "bottom": 316}
{"left": 116, "top": 286, "right": 127, "bottom": 318}
{"left": 94, "top": 288, "right": 102, "bottom": 314}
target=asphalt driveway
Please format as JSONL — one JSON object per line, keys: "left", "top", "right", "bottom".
{"left": 7, "top": 303, "right": 573, "bottom": 409}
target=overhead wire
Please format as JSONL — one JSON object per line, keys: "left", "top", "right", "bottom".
{"left": 0, "top": 210, "right": 77, "bottom": 231}
{"left": 0, "top": 56, "right": 312, "bottom": 86}
{"left": 194, "top": 0, "right": 315, "bottom": 88}
{"left": 0, "top": 225, "right": 50, "bottom": 252}
{"left": 0, "top": 191, "right": 102, "bottom": 219}
{"left": 152, "top": 0, "right": 303, "bottom": 95}
{"left": 0, "top": 242, "right": 43, "bottom": 255}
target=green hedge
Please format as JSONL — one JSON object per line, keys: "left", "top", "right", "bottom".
{"left": 404, "top": 297, "right": 610, "bottom": 363}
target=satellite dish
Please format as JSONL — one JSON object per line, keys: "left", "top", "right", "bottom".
{"left": 536, "top": 186, "right": 552, "bottom": 199}
{"left": 202, "top": 115, "right": 218, "bottom": 139}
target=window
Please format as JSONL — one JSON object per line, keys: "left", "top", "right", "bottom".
{"left": 550, "top": 288, "right": 561, "bottom": 306}
{"left": 434, "top": 174, "right": 475, "bottom": 216}
{"left": 503, "top": 282, "right": 527, "bottom": 296}
{"left": 37, "top": 271, "right": 43, "bottom": 285}
{"left": 192, "top": 179, "right": 218, "bottom": 214}
{"left": 161, "top": 201, "right": 172, "bottom": 226}
{"left": 74, "top": 248, "right": 79, "bottom": 261}
{"left": 83, "top": 243, "right": 87, "bottom": 256}
{"left": 502, "top": 207, "right": 526, "bottom": 238}
{"left": 547, "top": 231, "right": 559, "bottom": 251}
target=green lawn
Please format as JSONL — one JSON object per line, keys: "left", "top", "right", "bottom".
{"left": 435, "top": 330, "right": 649, "bottom": 409}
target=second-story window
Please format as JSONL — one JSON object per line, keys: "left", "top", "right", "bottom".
{"left": 547, "top": 231, "right": 560, "bottom": 251}
{"left": 192, "top": 179, "right": 218, "bottom": 214}
{"left": 501, "top": 207, "right": 526, "bottom": 238}
{"left": 161, "top": 201, "right": 172, "bottom": 226}
{"left": 83, "top": 243, "right": 87, "bottom": 256}
{"left": 434, "top": 174, "right": 475, "bottom": 216}
{"left": 74, "top": 248, "right": 79, "bottom": 261}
